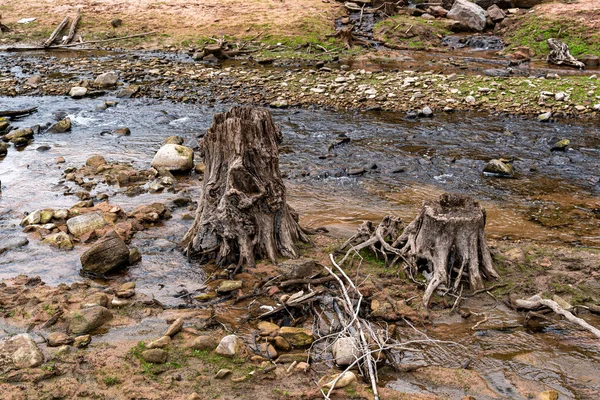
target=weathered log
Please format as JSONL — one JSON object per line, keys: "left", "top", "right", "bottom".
{"left": 394, "top": 194, "right": 500, "bottom": 306}
{"left": 181, "top": 106, "right": 309, "bottom": 268}
{"left": 0, "top": 106, "right": 38, "bottom": 118}
{"left": 44, "top": 16, "right": 70, "bottom": 47}
{"left": 61, "top": 11, "right": 81, "bottom": 45}
{"left": 547, "top": 38, "right": 585, "bottom": 69}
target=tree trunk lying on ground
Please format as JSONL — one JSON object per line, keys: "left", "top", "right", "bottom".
{"left": 0, "top": 106, "right": 38, "bottom": 118}
{"left": 338, "top": 194, "right": 500, "bottom": 307}
{"left": 44, "top": 16, "right": 70, "bottom": 47}
{"left": 181, "top": 106, "right": 309, "bottom": 268}
{"left": 547, "top": 38, "right": 585, "bottom": 69}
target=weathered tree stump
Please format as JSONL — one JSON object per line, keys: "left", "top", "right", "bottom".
{"left": 181, "top": 106, "right": 309, "bottom": 267}
{"left": 394, "top": 193, "right": 500, "bottom": 306}
{"left": 547, "top": 38, "right": 585, "bottom": 69}
{"left": 327, "top": 26, "right": 371, "bottom": 49}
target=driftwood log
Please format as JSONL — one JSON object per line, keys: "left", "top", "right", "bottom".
{"left": 338, "top": 194, "right": 500, "bottom": 307}
{"left": 0, "top": 106, "right": 38, "bottom": 118}
{"left": 181, "top": 106, "right": 309, "bottom": 268}
{"left": 547, "top": 38, "right": 585, "bottom": 69}
{"left": 44, "top": 16, "right": 70, "bottom": 47}
{"left": 61, "top": 11, "right": 81, "bottom": 45}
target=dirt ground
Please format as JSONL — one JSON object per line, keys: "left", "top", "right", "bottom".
{"left": 537, "top": 0, "right": 600, "bottom": 29}
{"left": 1, "top": 0, "right": 339, "bottom": 47}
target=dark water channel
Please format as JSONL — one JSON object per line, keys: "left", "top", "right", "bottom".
{"left": 1, "top": 95, "right": 599, "bottom": 398}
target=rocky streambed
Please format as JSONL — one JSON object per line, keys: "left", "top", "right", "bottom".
{"left": 1, "top": 53, "right": 600, "bottom": 399}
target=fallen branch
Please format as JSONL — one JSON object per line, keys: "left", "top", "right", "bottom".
{"left": 61, "top": 11, "right": 81, "bottom": 45}
{"left": 547, "top": 38, "right": 585, "bottom": 69}
{"left": 44, "top": 16, "right": 70, "bottom": 47}
{"left": 0, "top": 106, "right": 38, "bottom": 118}
{"left": 514, "top": 295, "right": 600, "bottom": 338}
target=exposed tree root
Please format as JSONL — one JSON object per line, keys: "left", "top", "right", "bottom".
{"left": 547, "top": 38, "right": 585, "bottom": 69}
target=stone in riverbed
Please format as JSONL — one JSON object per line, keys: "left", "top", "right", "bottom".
{"left": 0, "top": 334, "right": 44, "bottom": 369}
{"left": 537, "top": 390, "right": 559, "bottom": 400}
{"left": 94, "top": 71, "right": 119, "bottom": 88}
{"left": 258, "top": 321, "right": 279, "bottom": 336}
{"left": 277, "top": 258, "right": 320, "bottom": 280}
{"left": 0, "top": 142, "right": 7, "bottom": 156}
{"left": 4, "top": 128, "right": 33, "bottom": 142}
{"left": 67, "top": 212, "right": 106, "bottom": 237}
{"left": 165, "top": 136, "right": 184, "bottom": 145}
{"left": 487, "top": 4, "right": 506, "bottom": 22}
{"left": 73, "top": 335, "right": 92, "bottom": 348}
{"left": 214, "top": 335, "right": 242, "bottom": 357}
{"left": 86, "top": 155, "right": 107, "bottom": 167}
{"left": 141, "top": 349, "right": 168, "bottom": 364}
{"left": 320, "top": 371, "right": 357, "bottom": 389}
{"left": 216, "top": 280, "right": 242, "bottom": 294}
{"left": 538, "top": 112, "right": 552, "bottom": 122}
{"left": 164, "top": 318, "right": 184, "bottom": 337}
{"left": 112, "top": 127, "right": 131, "bottom": 136}
{"left": 69, "top": 87, "right": 88, "bottom": 98}
{"left": 332, "top": 337, "right": 360, "bottom": 366}
{"left": 447, "top": 0, "right": 486, "bottom": 32}
{"left": 41, "top": 232, "right": 74, "bottom": 250}
{"left": 47, "top": 118, "right": 71, "bottom": 133}
{"left": 483, "top": 159, "right": 514, "bottom": 178}
{"left": 20, "top": 209, "right": 43, "bottom": 226}
{"left": 151, "top": 144, "right": 194, "bottom": 172}
{"left": 550, "top": 138, "right": 570, "bottom": 152}
{"left": 81, "top": 292, "right": 109, "bottom": 309}
{"left": 278, "top": 327, "right": 314, "bottom": 347}
{"left": 46, "top": 332, "right": 74, "bottom": 347}
{"left": 80, "top": 231, "right": 130, "bottom": 274}
{"left": 0, "top": 237, "right": 28, "bottom": 254}
{"left": 69, "top": 306, "right": 113, "bottom": 334}
{"left": 147, "top": 336, "right": 171, "bottom": 349}
{"left": 189, "top": 335, "right": 219, "bottom": 351}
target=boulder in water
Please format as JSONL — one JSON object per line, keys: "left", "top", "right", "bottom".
{"left": 0, "top": 334, "right": 44, "bottom": 369}
{"left": 94, "top": 71, "right": 119, "bottom": 88}
{"left": 483, "top": 159, "right": 514, "bottom": 178}
{"left": 80, "top": 230, "right": 130, "bottom": 274}
{"left": 67, "top": 212, "right": 106, "bottom": 237}
{"left": 48, "top": 118, "right": 71, "bottom": 133}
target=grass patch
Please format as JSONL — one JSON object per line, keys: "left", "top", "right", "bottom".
{"left": 190, "top": 349, "right": 250, "bottom": 374}
{"left": 128, "top": 342, "right": 185, "bottom": 378}
{"left": 503, "top": 14, "right": 600, "bottom": 57}
{"left": 374, "top": 14, "right": 451, "bottom": 50}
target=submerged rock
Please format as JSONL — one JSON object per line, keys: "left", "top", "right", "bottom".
{"left": 0, "top": 334, "right": 44, "bottom": 370}
{"left": 48, "top": 118, "right": 71, "bottom": 133}
{"left": 0, "top": 142, "right": 8, "bottom": 156}
{"left": 483, "top": 159, "right": 514, "bottom": 178}
{"left": 69, "top": 306, "right": 113, "bottom": 334}
{"left": 151, "top": 144, "right": 194, "bottom": 172}
{"left": 80, "top": 231, "right": 130, "bottom": 274}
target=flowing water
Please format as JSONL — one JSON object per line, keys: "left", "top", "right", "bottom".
{"left": 1, "top": 94, "right": 600, "bottom": 398}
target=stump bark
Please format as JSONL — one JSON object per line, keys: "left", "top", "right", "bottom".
{"left": 181, "top": 106, "right": 309, "bottom": 267}
{"left": 394, "top": 194, "right": 500, "bottom": 306}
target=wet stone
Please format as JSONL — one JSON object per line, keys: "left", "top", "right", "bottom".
{"left": 73, "top": 335, "right": 91, "bottom": 348}
{"left": 46, "top": 332, "right": 74, "bottom": 347}
{"left": 47, "top": 118, "right": 71, "bottom": 133}
{"left": 69, "top": 306, "right": 113, "bottom": 334}
{"left": 164, "top": 318, "right": 184, "bottom": 337}
{"left": 278, "top": 327, "right": 314, "bottom": 347}
{"left": 141, "top": 349, "right": 168, "bottom": 364}
{"left": 0, "top": 334, "right": 44, "bottom": 370}
{"left": 216, "top": 280, "right": 242, "bottom": 294}
{"left": 147, "top": 336, "right": 171, "bottom": 349}
{"left": 215, "top": 369, "right": 232, "bottom": 379}
{"left": 483, "top": 159, "right": 514, "bottom": 178}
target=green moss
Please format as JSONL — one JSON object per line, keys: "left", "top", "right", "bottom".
{"left": 504, "top": 15, "right": 600, "bottom": 57}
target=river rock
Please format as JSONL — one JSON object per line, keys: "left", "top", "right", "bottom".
{"left": 419, "top": 106, "right": 433, "bottom": 117}
{"left": 141, "top": 349, "right": 168, "bottom": 364}
{"left": 69, "top": 306, "right": 113, "bottom": 334}
{"left": 475, "top": 0, "right": 511, "bottom": 9}
{"left": 80, "top": 231, "right": 130, "bottom": 274}
{"left": 151, "top": 144, "right": 194, "bottom": 172}
{"left": 164, "top": 318, "right": 184, "bottom": 337}
{"left": 46, "top": 332, "right": 74, "bottom": 347}
{"left": 273, "top": 336, "right": 291, "bottom": 351}
{"left": 69, "top": 87, "right": 88, "bottom": 98}
{"left": 550, "top": 138, "right": 570, "bottom": 151}
{"left": 487, "top": 4, "right": 506, "bottom": 22}
{"left": 86, "top": 155, "right": 107, "bottom": 167}
{"left": 147, "top": 336, "right": 171, "bottom": 349}
{"left": 216, "top": 280, "right": 243, "bottom": 294}
{"left": 94, "top": 71, "right": 119, "bottom": 88}
{"left": 48, "top": 118, "right": 71, "bottom": 133}
{"left": 537, "top": 390, "right": 558, "bottom": 400}
{"left": 41, "top": 232, "right": 74, "bottom": 250}
{"left": 81, "top": 292, "right": 109, "bottom": 308}
{"left": 320, "top": 371, "right": 357, "bottom": 389}
{"left": 5, "top": 128, "right": 33, "bottom": 141}
{"left": 214, "top": 334, "right": 242, "bottom": 357}
{"left": 0, "top": 334, "right": 44, "bottom": 369}
{"left": 67, "top": 212, "right": 106, "bottom": 237}
{"left": 129, "top": 247, "right": 142, "bottom": 265}
{"left": 332, "top": 337, "right": 360, "bottom": 366}
{"left": 277, "top": 258, "right": 320, "bottom": 280}
{"left": 215, "top": 369, "right": 232, "bottom": 379}
{"left": 258, "top": 343, "right": 278, "bottom": 359}
{"left": 73, "top": 335, "right": 91, "bottom": 348}
{"left": 538, "top": 112, "right": 552, "bottom": 122}
{"left": 580, "top": 55, "right": 600, "bottom": 68}
{"left": 258, "top": 321, "right": 279, "bottom": 336}
{"left": 483, "top": 159, "right": 514, "bottom": 178}
{"left": 20, "top": 209, "right": 42, "bottom": 226}
{"left": 165, "top": 136, "right": 184, "bottom": 145}
{"left": 113, "top": 127, "right": 131, "bottom": 136}
{"left": 0, "top": 142, "right": 7, "bottom": 156}
{"left": 0, "top": 237, "right": 28, "bottom": 254}
{"left": 189, "top": 335, "right": 219, "bottom": 351}
{"left": 447, "top": 0, "right": 487, "bottom": 31}
{"left": 279, "top": 327, "right": 314, "bottom": 347}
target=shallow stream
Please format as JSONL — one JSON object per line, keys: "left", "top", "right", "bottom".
{"left": 1, "top": 94, "right": 599, "bottom": 398}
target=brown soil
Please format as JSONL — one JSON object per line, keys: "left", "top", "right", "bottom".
{"left": 536, "top": 0, "right": 600, "bottom": 30}
{"left": 1, "top": 0, "right": 339, "bottom": 48}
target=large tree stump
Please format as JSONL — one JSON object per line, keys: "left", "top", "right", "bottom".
{"left": 181, "top": 107, "right": 309, "bottom": 267}
{"left": 394, "top": 194, "right": 500, "bottom": 306}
